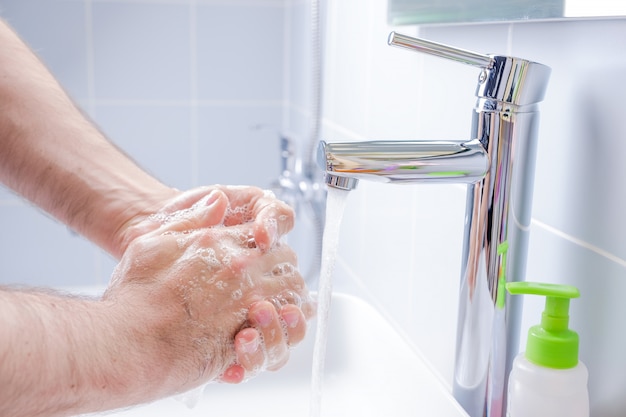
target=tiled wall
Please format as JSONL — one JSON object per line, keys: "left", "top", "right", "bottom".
{"left": 0, "top": 0, "right": 302, "bottom": 287}
{"left": 322, "top": 0, "right": 626, "bottom": 415}
{"left": 2, "top": 0, "right": 625, "bottom": 415}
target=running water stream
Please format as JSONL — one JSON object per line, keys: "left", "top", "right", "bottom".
{"left": 309, "top": 187, "right": 350, "bottom": 417}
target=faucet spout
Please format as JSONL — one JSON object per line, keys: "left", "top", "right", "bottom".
{"left": 318, "top": 139, "right": 489, "bottom": 187}
{"left": 323, "top": 173, "right": 359, "bottom": 191}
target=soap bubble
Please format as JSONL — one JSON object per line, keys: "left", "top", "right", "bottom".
{"left": 270, "top": 262, "right": 296, "bottom": 277}
{"left": 174, "top": 384, "right": 206, "bottom": 409}
{"left": 197, "top": 247, "right": 221, "bottom": 272}
{"left": 224, "top": 203, "right": 254, "bottom": 225}
{"left": 233, "top": 307, "right": 248, "bottom": 322}
{"left": 267, "top": 290, "right": 302, "bottom": 310}
{"left": 221, "top": 254, "right": 232, "bottom": 268}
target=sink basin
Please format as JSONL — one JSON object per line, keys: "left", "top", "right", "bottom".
{"left": 84, "top": 292, "right": 468, "bottom": 417}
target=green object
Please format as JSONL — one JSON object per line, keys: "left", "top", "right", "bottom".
{"left": 495, "top": 241, "right": 509, "bottom": 310}
{"left": 506, "top": 281, "right": 581, "bottom": 369}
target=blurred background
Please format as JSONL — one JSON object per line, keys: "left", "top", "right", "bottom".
{"left": 0, "top": 0, "right": 313, "bottom": 287}
{"left": 0, "top": 1, "right": 625, "bottom": 416}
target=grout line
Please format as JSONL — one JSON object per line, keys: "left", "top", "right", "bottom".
{"left": 323, "top": 0, "right": 338, "bottom": 127}
{"left": 335, "top": 257, "right": 396, "bottom": 325}
{"left": 189, "top": 0, "right": 200, "bottom": 186}
{"left": 193, "top": 0, "right": 286, "bottom": 5}
{"left": 364, "top": 0, "right": 374, "bottom": 135}
{"left": 281, "top": 0, "right": 291, "bottom": 134}
{"left": 86, "top": 0, "right": 286, "bottom": 6}
{"left": 320, "top": 119, "right": 367, "bottom": 141}
{"left": 85, "top": 0, "right": 96, "bottom": 116}
{"left": 90, "top": 98, "right": 285, "bottom": 107}
{"left": 532, "top": 218, "right": 626, "bottom": 268}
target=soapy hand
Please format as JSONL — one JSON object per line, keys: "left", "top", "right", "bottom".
{"left": 115, "top": 185, "right": 295, "bottom": 258}
{"left": 104, "top": 188, "right": 313, "bottom": 391}
{"left": 0, "top": 17, "right": 311, "bottom": 415}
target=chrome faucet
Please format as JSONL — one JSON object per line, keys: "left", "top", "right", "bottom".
{"left": 317, "top": 32, "right": 551, "bottom": 417}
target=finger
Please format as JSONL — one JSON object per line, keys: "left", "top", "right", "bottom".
{"left": 219, "top": 364, "right": 246, "bottom": 384}
{"left": 193, "top": 190, "right": 229, "bottom": 227}
{"left": 216, "top": 186, "right": 294, "bottom": 251}
{"left": 279, "top": 304, "right": 307, "bottom": 346}
{"left": 157, "top": 190, "right": 228, "bottom": 233}
{"left": 233, "top": 327, "right": 265, "bottom": 375}
{"left": 301, "top": 297, "right": 317, "bottom": 321}
{"left": 159, "top": 186, "right": 217, "bottom": 214}
{"left": 224, "top": 244, "right": 301, "bottom": 293}
{"left": 253, "top": 196, "right": 295, "bottom": 252}
{"left": 248, "top": 301, "right": 289, "bottom": 372}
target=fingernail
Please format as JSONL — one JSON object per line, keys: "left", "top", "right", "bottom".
{"left": 205, "top": 190, "right": 220, "bottom": 206}
{"left": 254, "top": 306, "right": 273, "bottom": 327}
{"left": 241, "top": 336, "right": 259, "bottom": 354}
{"left": 222, "top": 365, "right": 245, "bottom": 384}
{"left": 281, "top": 309, "right": 300, "bottom": 328}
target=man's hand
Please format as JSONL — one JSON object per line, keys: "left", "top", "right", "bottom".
{"left": 105, "top": 188, "right": 313, "bottom": 389}
{"left": 113, "top": 185, "right": 295, "bottom": 257}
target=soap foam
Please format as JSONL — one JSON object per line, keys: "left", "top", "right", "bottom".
{"left": 174, "top": 384, "right": 206, "bottom": 409}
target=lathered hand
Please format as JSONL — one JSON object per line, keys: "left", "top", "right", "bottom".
{"left": 114, "top": 185, "right": 297, "bottom": 257}
{"left": 105, "top": 188, "right": 313, "bottom": 391}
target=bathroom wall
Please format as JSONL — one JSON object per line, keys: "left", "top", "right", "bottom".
{"left": 2, "top": 0, "right": 625, "bottom": 416}
{"left": 0, "top": 0, "right": 298, "bottom": 287}
{"left": 320, "top": 1, "right": 626, "bottom": 416}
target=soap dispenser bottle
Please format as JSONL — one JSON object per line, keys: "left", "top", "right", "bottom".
{"left": 505, "top": 282, "right": 589, "bottom": 417}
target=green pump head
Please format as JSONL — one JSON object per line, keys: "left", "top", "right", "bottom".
{"left": 506, "top": 281, "right": 581, "bottom": 369}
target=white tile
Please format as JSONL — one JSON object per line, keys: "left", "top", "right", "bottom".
{"left": 366, "top": 18, "right": 422, "bottom": 140}
{"left": 284, "top": 106, "right": 311, "bottom": 143}
{"left": 94, "top": 104, "right": 194, "bottom": 191}
{"left": 196, "top": 104, "right": 282, "bottom": 188}
{"left": 196, "top": 4, "right": 284, "bottom": 100}
{"left": 0, "top": 204, "right": 97, "bottom": 288}
{"left": 406, "top": 184, "right": 466, "bottom": 383}
{"left": 323, "top": 0, "right": 375, "bottom": 136}
{"left": 92, "top": 2, "right": 192, "bottom": 100}
{"left": 511, "top": 19, "right": 626, "bottom": 260}
{"left": 416, "top": 24, "right": 512, "bottom": 140}
{"left": 333, "top": 180, "right": 466, "bottom": 383}
{"left": 286, "top": 1, "right": 312, "bottom": 113}
{"left": 0, "top": 185, "right": 21, "bottom": 204}
{"left": 0, "top": 0, "right": 89, "bottom": 100}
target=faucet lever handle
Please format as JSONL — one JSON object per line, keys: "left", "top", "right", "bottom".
{"left": 388, "top": 31, "right": 494, "bottom": 69}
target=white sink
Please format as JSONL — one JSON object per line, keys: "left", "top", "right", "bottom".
{"left": 85, "top": 293, "right": 468, "bottom": 417}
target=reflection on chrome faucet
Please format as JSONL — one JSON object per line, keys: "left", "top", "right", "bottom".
{"left": 317, "top": 32, "right": 551, "bottom": 417}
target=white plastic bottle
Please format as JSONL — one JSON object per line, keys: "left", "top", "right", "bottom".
{"left": 505, "top": 282, "right": 589, "bottom": 417}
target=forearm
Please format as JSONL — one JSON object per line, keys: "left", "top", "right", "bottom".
{"left": 0, "top": 20, "right": 176, "bottom": 257}
{"left": 0, "top": 288, "right": 173, "bottom": 417}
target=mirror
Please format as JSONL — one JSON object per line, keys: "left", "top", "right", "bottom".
{"left": 388, "top": 0, "right": 626, "bottom": 25}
